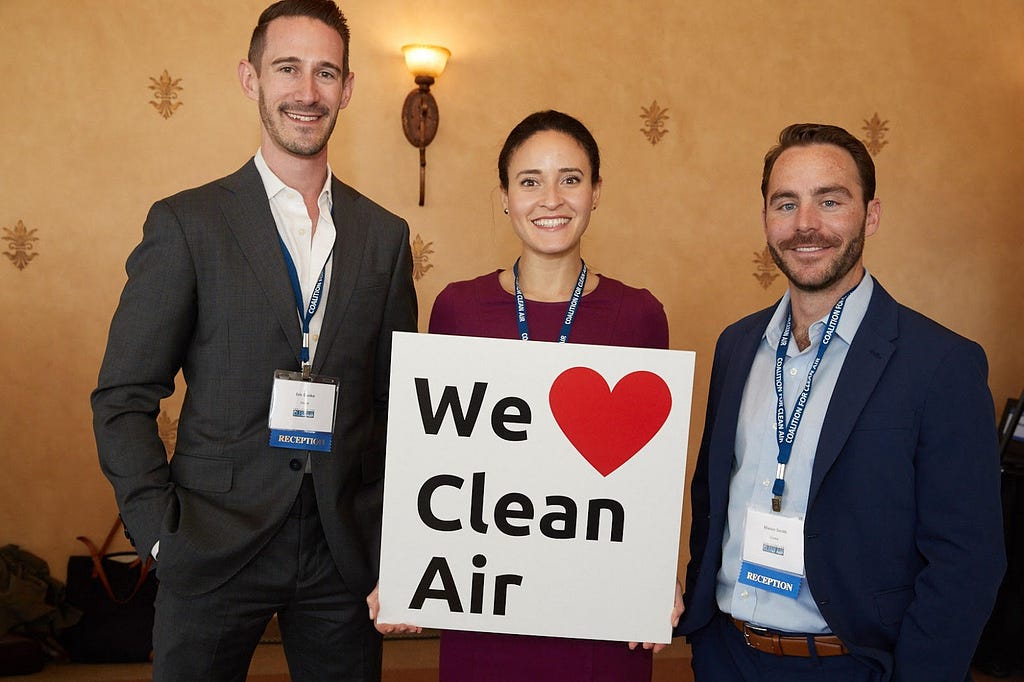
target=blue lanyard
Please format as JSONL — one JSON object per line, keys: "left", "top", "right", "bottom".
{"left": 770, "top": 288, "right": 854, "bottom": 512}
{"left": 279, "top": 236, "right": 330, "bottom": 378}
{"left": 512, "top": 258, "right": 587, "bottom": 343}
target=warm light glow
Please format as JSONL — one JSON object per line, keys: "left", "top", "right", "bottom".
{"left": 402, "top": 44, "right": 450, "bottom": 79}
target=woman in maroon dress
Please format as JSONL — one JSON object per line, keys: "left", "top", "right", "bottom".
{"left": 429, "top": 110, "right": 682, "bottom": 681}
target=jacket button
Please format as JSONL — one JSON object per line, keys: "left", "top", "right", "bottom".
{"left": 289, "top": 459, "right": 302, "bottom": 471}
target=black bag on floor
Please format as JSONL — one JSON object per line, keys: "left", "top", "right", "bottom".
{"left": 61, "top": 518, "right": 157, "bottom": 663}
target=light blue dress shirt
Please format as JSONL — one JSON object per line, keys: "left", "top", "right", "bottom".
{"left": 715, "top": 271, "right": 874, "bottom": 634}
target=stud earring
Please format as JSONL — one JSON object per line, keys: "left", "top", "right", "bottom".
{"left": 503, "top": 208, "right": 509, "bottom": 215}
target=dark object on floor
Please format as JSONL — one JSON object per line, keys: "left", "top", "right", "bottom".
{"left": 60, "top": 518, "right": 157, "bottom": 663}
{"left": 0, "top": 633, "right": 45, "bottom": 676}
{"left": 0, "top": 544, "right": 81, "bottom": 639}
{"left": 974, "top": 402, "right": 1024, "bottom": 680}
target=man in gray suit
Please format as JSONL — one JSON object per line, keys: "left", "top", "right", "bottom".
{"left": 91, "top": 1, "right": 417, "bottom": 678}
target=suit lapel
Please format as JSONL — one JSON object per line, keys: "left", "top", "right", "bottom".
{"left": 808, "top": 283, "right": 898, "bottom": 505}
{"left": 312, "top": 178, "right": 370, "bottom": 371}
{"left": 709, "top": 309, "right": 773, "bottom": 508}
{"left": 218, "top": 161, "right": 301, "bottom": 364}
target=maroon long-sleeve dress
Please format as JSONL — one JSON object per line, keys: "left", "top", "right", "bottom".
{"left": 428, "top": 269, "right": 669, "bottom": 682}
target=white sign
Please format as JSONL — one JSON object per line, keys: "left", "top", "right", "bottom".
{"left": 379, "top": 332, "right": 695, "bottom": 644}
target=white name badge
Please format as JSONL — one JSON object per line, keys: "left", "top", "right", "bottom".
{"left": 268, "top": 370, "right": 338, "bottom": 452}
{"left": 737, "top": 508, "right": 805, "bottom": 599}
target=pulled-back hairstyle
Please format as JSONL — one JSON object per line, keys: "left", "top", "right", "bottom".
{"left": 498, "top": 110, "right": 601, "bottom": 191}
{"left": 248, "top": 0, "right": 350, "bottom": 76}
{"left": 761, "top": 123, "right": 875, "bottom": 207}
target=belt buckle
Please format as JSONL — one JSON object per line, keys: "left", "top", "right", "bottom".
{"left": 742, "top": 622, "right": 769, "bottom": 647}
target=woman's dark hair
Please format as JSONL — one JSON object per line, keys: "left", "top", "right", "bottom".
{"left": 498, "top": 110, "right": 601, "bottom": 190}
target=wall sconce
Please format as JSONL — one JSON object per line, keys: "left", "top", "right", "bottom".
{"left": 401, "top": 44, "right": 450, "bottom": 206}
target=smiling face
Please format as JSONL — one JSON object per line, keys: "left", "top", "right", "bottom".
{"left": 501, "top": 130, "right": 602, "bottom": 260}
{"left": 238, "top": 16, "right": 354, "bottom": 163}
{"left": 763, "top": 143, "right": 881, "bottom": 295}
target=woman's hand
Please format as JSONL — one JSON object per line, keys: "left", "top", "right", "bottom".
{"left": 628, "top": 578, "right": 684, "bottom": 653}
{"left": 367, "top": 583, "right": 424, "bottom": 636}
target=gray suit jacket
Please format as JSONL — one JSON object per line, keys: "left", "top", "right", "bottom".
{"left": 92, "top": 160, "right": 418, "bottom": 598}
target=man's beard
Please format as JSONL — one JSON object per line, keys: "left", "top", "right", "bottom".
{"left": 768, "top": 221, "right": 866, "bottom": 293}
{"left": 259, "top": 92, "right": 337, "bottom": 157}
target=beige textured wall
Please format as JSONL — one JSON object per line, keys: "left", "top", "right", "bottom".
{"left": 2, "top": 0, "right": 1022, "bottom": 583}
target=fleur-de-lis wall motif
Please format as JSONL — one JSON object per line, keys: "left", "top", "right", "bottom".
{"left": 861, "top": 113, "right": 889, "bottom": 155}
{"left": 411, "top": 233, "right": 435, "bottom": 281}
{"left": 640, "top": 101, "right": 670, "bottom": 145}
{"left": 2, "top": 220, "right": 39, "bottom": 270}
{"left": 753, "top": 245, "right": 779, "bottom": 289}
{"left": 149, "top": 70, "right": 184, "bottom": 119}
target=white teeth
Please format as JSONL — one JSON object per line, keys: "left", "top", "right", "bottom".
{"left": 287, "top": 113, "right": 318, "bottom": 122}
{"left": 533, "top": 218, "right": 569, "bottom": 228}
{"left": 795, "top": 246, "right": 823, "bottom": 252}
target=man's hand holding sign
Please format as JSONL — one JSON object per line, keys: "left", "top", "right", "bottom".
{"left": 378, "top": 332, "right": 694, "bottom": 645}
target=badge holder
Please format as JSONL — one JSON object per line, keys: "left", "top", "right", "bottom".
{"left": 268, "top": 369, "right": 339, "bottom": 453}
{"left": 736, "top": 508, "right": 805, "bottom": 599}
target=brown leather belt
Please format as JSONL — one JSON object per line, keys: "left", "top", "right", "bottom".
{"left": 732, "top": 618, "right": 848, "bottom": 657}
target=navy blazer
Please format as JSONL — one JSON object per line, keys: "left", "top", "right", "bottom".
{"left": 92, "top": 160, "right": 418, "bottom": 598}
{"left": 679, "top": 280, "right": 1005, "bottom": 681}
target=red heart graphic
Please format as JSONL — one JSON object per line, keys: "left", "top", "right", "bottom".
{"left": 548, "top": 367, "right": 672, "bottom": 477}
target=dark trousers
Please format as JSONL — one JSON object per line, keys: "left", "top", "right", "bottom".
{"left": 152, "top": 475, "right": 382, "bottom": 681}
{"left": 688, "top": 612, "right": 881, "bottom": 682}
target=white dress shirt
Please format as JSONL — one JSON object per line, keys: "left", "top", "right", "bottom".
{"left": 253, "top": 149, "right": 336, "bottom": 364}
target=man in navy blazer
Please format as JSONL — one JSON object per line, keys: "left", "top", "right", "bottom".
{"left": 678, "top": 123, "right": 1004, "bottom": 681}
{"left": 91, "top": 1, "right": 416, "bottom": 679}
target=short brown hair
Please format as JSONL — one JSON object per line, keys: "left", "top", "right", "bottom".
{"left": 761, "top": 123, "right": 875, "bottom": 207}
{"left": 248, "top": 0, "right": 350, "bottom": 76}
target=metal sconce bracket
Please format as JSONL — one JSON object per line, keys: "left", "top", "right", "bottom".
{"left": 402, "top": 76, "right": 439, "bottom": 206}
